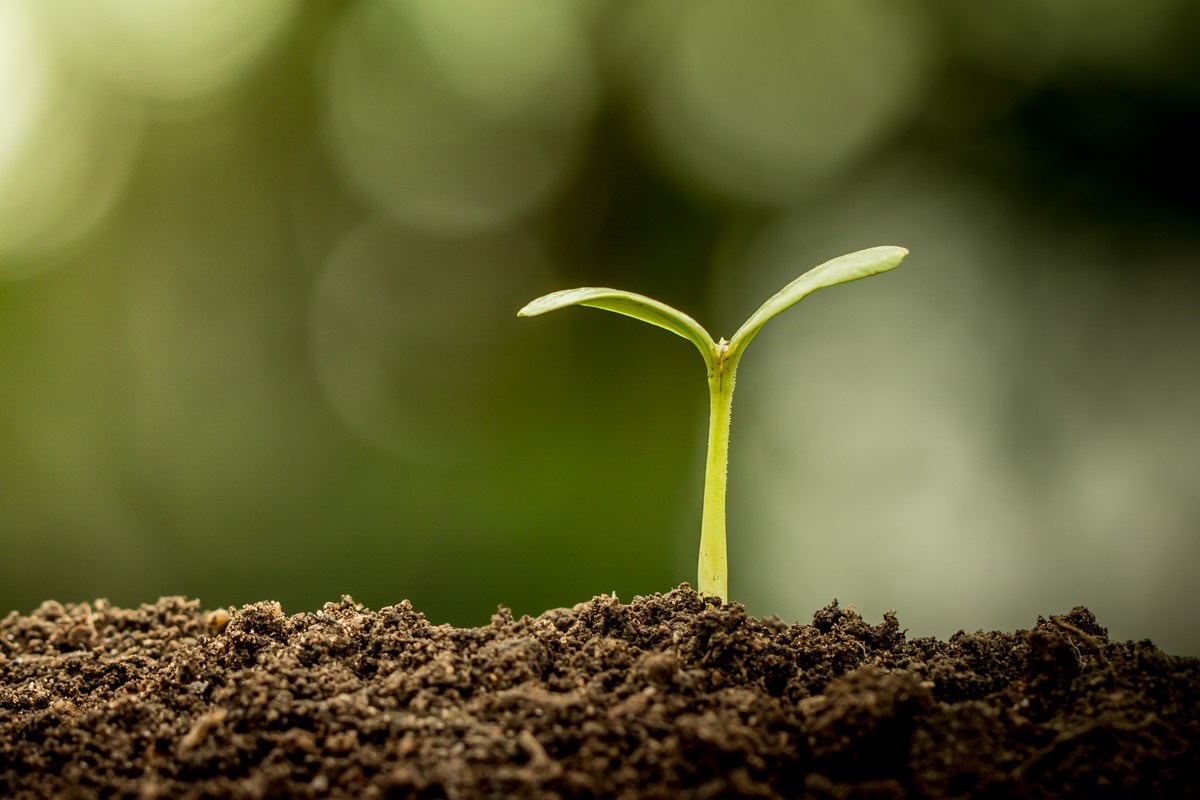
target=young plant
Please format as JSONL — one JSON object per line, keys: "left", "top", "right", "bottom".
{"left": 518, "top": 245, "right": 907, "bottom": 601}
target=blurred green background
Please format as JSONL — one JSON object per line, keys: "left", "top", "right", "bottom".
{"left": 2, "top": 0, "right": 1198, "bottom": 655}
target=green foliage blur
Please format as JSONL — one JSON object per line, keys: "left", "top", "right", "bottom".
{"left": 2, "top": 1, "right": 1198, "bottom": 655}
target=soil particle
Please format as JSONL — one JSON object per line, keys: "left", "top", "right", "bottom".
{"left": 1, "top": 587, "right": 1196, "bottom": 798}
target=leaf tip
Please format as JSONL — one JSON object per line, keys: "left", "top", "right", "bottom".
{"left": 516, "top": 292, "right": 564, "bottom": 318}
{"left": 851, "top": 245, "right": 908, "bottom": 278}
{"left": 872, "top": 244, "right": 909, "bottom": 267}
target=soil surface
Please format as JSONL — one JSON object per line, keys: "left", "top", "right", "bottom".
{"left": 1, "top": 586, "right": 1196, "bottom": 799}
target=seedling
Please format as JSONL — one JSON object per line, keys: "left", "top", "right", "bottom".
{"left": 519, "top": 246, "right": 907, "bottom": 601}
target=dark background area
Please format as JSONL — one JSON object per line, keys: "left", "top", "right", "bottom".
{"left": 2, "top": 1, "right": 1198, "bottom": 655}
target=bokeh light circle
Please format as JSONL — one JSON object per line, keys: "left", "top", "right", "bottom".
{"left": 0, "top": 0, "right": 48, "bottom": 178}
{"left": 40, "top": 0, "right": 296, "bottom": 104}
{"left": 0, "top": 1, "right": 141, "bottom": 276}
{"left": 323, "top": 0, "right": 598, "bottom": 234}
{"left": 622, "top": 0, "right": 928, "bottom": 205}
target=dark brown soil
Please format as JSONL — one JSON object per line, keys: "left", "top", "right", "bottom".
{"left": 1, "top": 586, "right": 1196, "bottom": 799}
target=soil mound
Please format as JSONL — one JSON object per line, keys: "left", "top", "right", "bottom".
{"left": 2, "top": 586, "right": 1196, "bottom": 798}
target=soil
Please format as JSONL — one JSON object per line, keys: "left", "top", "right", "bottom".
{"left": 1, "top": 586, "right": 1196, "bottom": 799}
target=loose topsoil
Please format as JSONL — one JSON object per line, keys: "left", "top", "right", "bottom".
{"left": 1, "top": 586, "right": 1196, "bottom": 799}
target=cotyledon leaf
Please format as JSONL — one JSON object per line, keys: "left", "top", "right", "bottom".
{"left": 729, "top": 245, "right": 908, "bottom": 357}
{"left": 518, "top": 287, "right": 717, "bottom": 369}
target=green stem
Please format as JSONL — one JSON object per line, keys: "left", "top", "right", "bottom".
{"left": 698, "top": 340, "right": 738, "bottom": 601}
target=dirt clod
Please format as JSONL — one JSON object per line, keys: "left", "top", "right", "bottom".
{"left": 1, "top": 586, "right": 1196, "bottom": 798}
